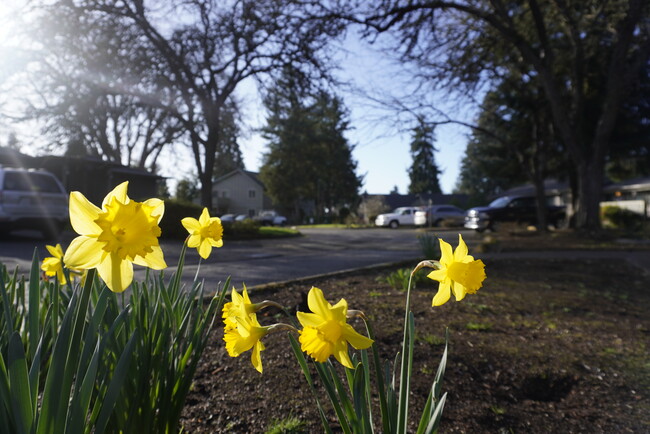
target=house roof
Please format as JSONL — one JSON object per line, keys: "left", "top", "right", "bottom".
{"left": 603, "top": 176, "right": 650, "bottom": 193}
{"left": 497, "top": 179, "right": 569, "bottom": 198}
{"left": 213, "top": 168, "right": 264, "bottom": 188}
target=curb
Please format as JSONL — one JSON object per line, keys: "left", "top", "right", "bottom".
{"left": 204, "top": 257, "right": 422, "bottom": 300}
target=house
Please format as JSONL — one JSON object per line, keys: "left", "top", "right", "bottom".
{"left": 212, "top": 169, "right": 272, "bottom": 216}
{"left": 603, "top": 176, "right": 650, "bottom": 217}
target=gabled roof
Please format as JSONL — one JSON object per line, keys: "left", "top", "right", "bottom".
{"left": 213, "top": 168, "right": 264, "bottom": 188}
{"left": 604, "top": 176, "right": 650, "bottom": 193}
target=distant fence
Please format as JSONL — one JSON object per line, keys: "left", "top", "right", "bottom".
{"left": 600, "top": 200, "right": 647, "bottom": 218}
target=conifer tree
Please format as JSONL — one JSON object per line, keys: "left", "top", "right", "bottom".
{"left": 408, "top": 123, "right": 442, "bottom": 195}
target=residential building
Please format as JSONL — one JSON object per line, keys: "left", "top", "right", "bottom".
{"left": 212, "top": 169, "right": 272, "bottom": 216}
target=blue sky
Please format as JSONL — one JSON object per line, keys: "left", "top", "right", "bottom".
{"left": 238, "top": 31, "right": 474, "bottom": 195}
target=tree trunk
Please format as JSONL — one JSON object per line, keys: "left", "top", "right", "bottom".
{"left": 532, "top": 171, "right": 548, "bottom": 232}
{"left": 574, "top": 158, "right": 604, "bottom": 231}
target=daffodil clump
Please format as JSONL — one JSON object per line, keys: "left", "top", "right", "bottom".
{"left": 13, "top": 182, "right": 230, "bottom": 433}
{"left": 219, "top": 233, "right": 486, "bottom": 433}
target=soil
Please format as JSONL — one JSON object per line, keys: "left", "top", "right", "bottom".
{"left": 180, "top": 233, "right": 650, "bottom": 433}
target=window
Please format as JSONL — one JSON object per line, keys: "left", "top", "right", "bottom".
{"left": 3, "top": 172, "right": 63, "bottom": 193}
{"left": 248, "top": 189, "right": 256, "bottom": 198}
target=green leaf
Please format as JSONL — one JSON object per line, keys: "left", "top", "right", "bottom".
{"left": 8, "top": 332, "right": 33, "bottom": 434}
{"left": 94, "top": 329, "right": 138, "bottom": 434}
{"left": 66, "top": 340, "right": 101, "bottom": 433}
{"left": 424, "top": 392, "right": 447, "bottom": 434}
{"left": 28, "top": 249, "right": 40, "bottom": 363}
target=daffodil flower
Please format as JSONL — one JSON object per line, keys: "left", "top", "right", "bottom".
{"left": 297, "top": 286, "right": 373, "bottom": 369}
{"left": 181, "top": 208, "right": 223, "bottom": 259}
{"left": 42, "top": 243, "right": 73, "bottom": 285}
{"left": 63, "top": 181, "right": 166, "bottom": 293}
{"left": 427, "top": 234, "right": 486, "bottom": 306}
{"left": 223, "top": 287, "right": 268, "bottom": 372}
{"left": 222, "top": 286, "right": 258, "bottom": 329}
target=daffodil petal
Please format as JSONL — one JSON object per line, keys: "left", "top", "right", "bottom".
{"left": 251, "top": 341, "right": 264, "bottom": 373}
{"left": 199, "top": 207, "right": 210, "bottom": 225}
{"left": 186, "top": 234, "right": 201, "bottom": 248}
{"left": 333, "top": 342, "right": 353, "bottom": 369}
{"left": 342, "top": 324, "right": 374, "bottom": 349}
{"left": 198, "top": 240, "right": 212, "bottom": 259}
{"left": 63, "top": 236, "right": 104, "bottom": 269}
{"left": 181, "top": 218, "right": 201, "bottom": 233}
{"left": 210, "top": 238, "right": 224, "bottom": 247}
{"left": 296, "top": 311, "right": 323, "bottom": 328}
{"left": 438, "top": 238, "right": 453, "bottom": 264}
{"left": 69, "top": 192, "right": 101, "bottom": 235}
{"left": 96, "top": 253, "right": 133, "bottom": 293}
{"left": 427, "top": 268, "right": 447, "bottom": 282}
{"left": 144, "top": 198, "right": 164, "bottom": 222}
{"left": 432, "top": 281, "right": 451, "bottom": 306}
{"left": 307, "top": 287, "right": 332, "bottom": 319}
{"left": 454, "top": 234, "right": 468, "bottom": 261}
{"left": 452, "top": 281, "right": 467, "bottom": 301}
{"left": 102, "top": 181, "right": 129, "bottom": 208}
{"left": 45, "top": 244, "right": 61, "bottom": 258}
{"left": 134, "top": 245, "right": 166, "bottom": 269}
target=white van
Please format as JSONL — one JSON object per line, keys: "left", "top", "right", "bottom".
{"left": 0, "top": 167, "right": 68, "bottom": 238}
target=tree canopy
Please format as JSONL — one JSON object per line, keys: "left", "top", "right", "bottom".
{"left": 408, "top": 122, "right": 442, "bottom": 195}
{"left": 259, "top": 70, "right": 362, "bottom": 222}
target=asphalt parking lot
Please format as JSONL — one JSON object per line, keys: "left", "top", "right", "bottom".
{"left": 0, "top": 227, "right": 476, "bottom": 291}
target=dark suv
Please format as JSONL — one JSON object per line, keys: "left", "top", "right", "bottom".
{"left": 0, "top": 167, "right": 68, "bottom": 238}
{"left": 464, "top": 195, "right": 566, "bottom": 232}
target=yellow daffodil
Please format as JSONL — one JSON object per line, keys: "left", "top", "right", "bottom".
{"left": 222, "top": 286, "right": 257, "bottom": 330}
{"left": 63, "top": 181, "right": 166, "bottom": 293}
{"left": 42, "top": 243, "right": 72, "bottom": 285}
{"left": 297, "top": 286, "right": 373, "bottom": 369}
{"left": 427, "top": 234, "right": 486, "bottom": 306}
{"left": 181, "top": 208, "right": 223, "bottom": 259}
{"left": 222, "top": 288, "right": 268, "bottom": 373}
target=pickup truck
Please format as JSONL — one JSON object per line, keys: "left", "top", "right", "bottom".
{"left": 374, "top": 207, "right": 420, "bottom": 228}
{"left": 464, "top": 195, "right": 565, "bottom": 232}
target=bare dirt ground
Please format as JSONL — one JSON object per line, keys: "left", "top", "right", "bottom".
{"left": 180, "top": 231, "right": 650, "bottom": 433}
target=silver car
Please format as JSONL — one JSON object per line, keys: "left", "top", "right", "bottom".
{"left": 414, "top": 205, "right": 466, "bottom": 227}
{"left": 0, "top": 167, "right": 68, "bottom": 238}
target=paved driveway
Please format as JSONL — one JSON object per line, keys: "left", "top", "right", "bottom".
{"left": 0, "top": 227, "right": 477, "bottom": 291}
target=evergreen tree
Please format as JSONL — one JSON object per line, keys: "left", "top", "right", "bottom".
{"left": 213, "top": 100, "right": 245, "bottom": 180}
{"left": 408, "top": 123, "right": 441, "bottom": 195}
{"left": 259, "top": 70, "right": 362, "bottom": 221}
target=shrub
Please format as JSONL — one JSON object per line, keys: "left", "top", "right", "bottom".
{"left": 223, "top": 218, "right": 262, "bottom": 239}
{"left": 601, "top": 205, "right": 644, "bottom": 231}
{"left": 161, "top": 199, "right": 203, "bottom": 238}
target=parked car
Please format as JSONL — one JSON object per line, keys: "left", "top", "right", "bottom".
{"left": 254, "top": 210, "right": 288, "bottom": 226}
{"left": 374, "top": 207, "right": 420, "bottom": 228}
{"left": 414, "top": 205, "right": 466, "bottom": 227}
{"left": 464, "top": 195, "right": 566, "bottom": 232}
{"left": 219, "top": 214, "right": 236, "bottom": 224}
{"left": 234, "top": 214, "right": 249, "bottom": 222}
{"left": 0, "top": 167, "right": 68, "bottom": 238}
